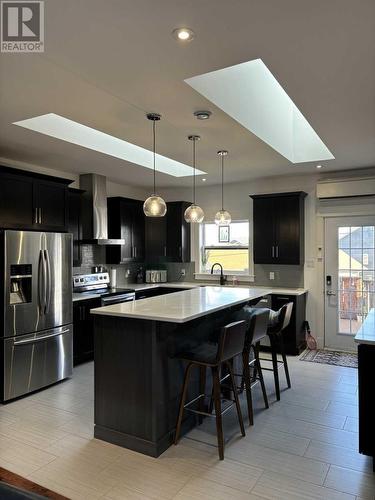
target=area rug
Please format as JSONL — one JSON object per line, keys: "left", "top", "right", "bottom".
{"left": 299, "top": 349, "right": 358, "bottom": 368}
{"left": 0, "top": 467, "right": 68, "bottom": 499}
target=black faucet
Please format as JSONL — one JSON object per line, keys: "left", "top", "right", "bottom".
{"left": 210, "top": 262, "right": 226, "bottom": 285}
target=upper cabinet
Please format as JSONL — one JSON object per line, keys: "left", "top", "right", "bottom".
{"left": 0, "top": 166, "right": 72, "bottom": 232}
{"left": 251, "top": 192, "right": 307, "bottom": 265}
{"left": 68, "top": 188, "right": 85, "bottom": 266}
{"left": 166, "top": 201, "right": 191, "bottom": 263}
{"left": 106, "top": 197, "right": 145, "bottom": 264}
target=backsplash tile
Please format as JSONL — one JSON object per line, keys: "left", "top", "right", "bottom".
{"left": 253, "top": 264, "right": 304, "bottom": 287}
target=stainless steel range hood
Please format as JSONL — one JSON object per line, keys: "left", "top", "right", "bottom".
{"left": 79, "top": 173, "right": 125, "bottom": 245}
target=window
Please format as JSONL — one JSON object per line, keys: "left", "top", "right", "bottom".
{"left": 200, "top": 221, "right": 250, "bottom": 274}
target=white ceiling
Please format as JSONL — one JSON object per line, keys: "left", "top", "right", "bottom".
{"left": 1, "top": 0, "right": 374, "bottom": 188}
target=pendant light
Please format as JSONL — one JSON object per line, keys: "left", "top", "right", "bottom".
{"left": 143, "top": 113, "right": 167, "bottom": 217}
{"left": 184, "top": 135, "right": 204, "bottom": 223}
{"left": 214, "top": 150, "right": 231, "bottom": 225}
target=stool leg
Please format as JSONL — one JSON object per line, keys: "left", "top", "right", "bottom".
{"left": 242, "top": 350, "right": 254, "bottom": 426}
{"left": 212, "top": 366, "right": 224, "bottom": 460}
{"left": 270, "top": 335, "right": 281, "bottom": 401}
{"left": 174, "top": 362, "right": 194, "bottom": 445}
{"left": 279, "top": 333, "right": 291, "bottom": 389}
{"left": 254, "top": 342, "right": 269, "bottom": 409}
{"left": 198, "top": 366, "right": 207, "bottom": 424}
{"left": 227, "top": 361, "right": 246, "bottom": 437}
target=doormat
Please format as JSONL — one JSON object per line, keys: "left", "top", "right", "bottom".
{"left": 0, "top": 467, "right": 68, "bottom": 499}
{"left": 299, "top": 349, "right": 358, "bottom": 368}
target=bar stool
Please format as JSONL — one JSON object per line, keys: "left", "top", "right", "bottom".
{"left": 262, "top": 302, "right": 293, "bottom": 401}
{"left": 241, "top": 308, "right": 270, "bottom": 425}
{"left": 174, "top": 320, "right": 247, "bottom": 460}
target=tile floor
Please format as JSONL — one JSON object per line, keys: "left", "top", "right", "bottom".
{"left": 0, "top": 355, "right": 374, "bottom": 499}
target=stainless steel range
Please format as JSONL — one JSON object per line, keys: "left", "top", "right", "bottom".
{"left": 73, "top": 272, "right": 135, "bottom": 306}
{"left": 0, "top": 230, "right": 73, "bottom": 402}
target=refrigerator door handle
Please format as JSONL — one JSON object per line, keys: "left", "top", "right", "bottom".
{"left": 13, "top": 329, "right": 70, "bottom": 345}
{"left": 44, "top": 249, "right": 51, "bottom": 314}
{"left": 38, "top": 250, "right": 46, "bottom": 313}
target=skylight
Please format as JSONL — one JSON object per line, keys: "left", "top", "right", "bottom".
{"left": 13, "top": 113, "right": 206, "bottom": 177}
{"left": 185, "top": 59, "right": 334, "bottom": 163}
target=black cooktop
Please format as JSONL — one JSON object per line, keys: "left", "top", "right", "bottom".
{"left": 77, "top": 287, "right": 135, "bottom": 298}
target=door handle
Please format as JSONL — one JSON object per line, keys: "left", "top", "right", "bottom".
{"left": 44, "top": 250, "right": 51, "bottom": 314}
{"left": 38, "top": 250, "right": 46, "bottom": 313}
{"left": 326, "top": 290, "right": 336, "bottom": 296}
{"left": 14, "top": 329, "right": 70, "bottom": 345}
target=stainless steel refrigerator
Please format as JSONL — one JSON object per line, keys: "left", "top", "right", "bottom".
{"left": 1, "top": 230, "right": 73, "bottom": 402}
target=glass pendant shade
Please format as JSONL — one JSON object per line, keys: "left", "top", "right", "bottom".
{"left": 184, "top": 204, "right": 204, "bottom": 223}
{"left": 143, "top": 195, "right": 167, "bottom": 217}
{"left": 185, "top": 135, "right": 204, "bottom": 223}
{"left": 214, "top": 209, "right": 232, "bottom": 225}
{"left": 144, "top": 113, "right": 167, "bottom": 217}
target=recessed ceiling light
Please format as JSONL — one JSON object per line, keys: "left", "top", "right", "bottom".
{"left": 13, "top": 113, "right": 206, "bottom": 178}
{"left": 316, "top": 164, "right": 323, "bottom": 169}
{"left": 194, "top": 110, "right": 212, "bottom": 120}
{"left": 185, "top": 59, "right": 335, "bottom": 164}
{"left": 172, "top": 27, "right": 195, "bottom": 42}
{"left": 202, "top": 178, "right": 207, "bottom": 182}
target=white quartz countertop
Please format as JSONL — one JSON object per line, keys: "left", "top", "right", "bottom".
{"left": 90, "top": 286, "right": 271, "bottom": 323}
{"left": 355, "top": 309, "right": 375, "bottom": 345}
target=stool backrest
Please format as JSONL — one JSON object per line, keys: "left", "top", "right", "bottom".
{"left": 272, "top": 302, "right": 294, "bottom": 333}
{"left": 247, "top": 308, "right": 270, "bottom": 346}
{"left": 217, "top": 320, "right": 247, "bottom": 362}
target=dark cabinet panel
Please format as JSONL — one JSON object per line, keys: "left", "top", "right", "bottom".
{"left": 145, "top": 216, "right": 167, "bottom": 263}
{"left": 34, "top": 180, "right": 68, "bottom": 231}
{"left": 0, "top": 166, "right": 72, "bottom": 232}
{"left": 68, "top": 188, "right": 84, "bottom": 266}
{"left": 271, "top": 293, "right": 306, "bottom": 355}
{"left": 73, "top": 297, "right": 101, "bottom": 365}
{"left": 251, "top": 192, "right": 306, "bottom": 265}
{"left": 0, "top": 172, "right": 34, "bottom": 228}
{"left": 107, "top": 197, "right": 145, "bottom": 264}
{"left": 166, "top": 201, "right": 191, "bottom": 263}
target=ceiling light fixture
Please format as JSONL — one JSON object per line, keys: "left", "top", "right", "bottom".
{"left": 202, "top": 178, "right": 207, "bottom": 182}
{"left": 184, "top": 135, "right": 204, "bottom": 223}
{"left": 316, "top": 164, "right": 323, "bottom": 169}
{"left": 143, "top": 113, "right": 167, "bottom": 217}
{"left": 214, "top": 150, "right": 231, "bottom": 226}
{"left": 172, "top": 27, "right": 195, "bottom": 42}
{"left": 194, "top": 110, "right": 212, "bottom": 120}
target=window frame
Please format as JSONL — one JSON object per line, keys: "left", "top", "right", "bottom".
{"left": 197, "top": 219, "right": 252, "bottom": 276}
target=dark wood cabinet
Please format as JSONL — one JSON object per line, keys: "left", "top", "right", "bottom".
{"left": 0, "top": 166, "right": 72, "bottom": 232}
{"left": 68, "top": 188, "right": 85, "bottom": 267}
{"left": 145, "top": 215, "right": 167, "bottom": 263}
{"left": 251, "top": 192, "right": 307, "bottom": 265}
{"left": 358, "top": 342, "right": 375, "bottom": 469}
{"left": 0, "top": 171, "right": 34, "bottom": 228}
{"left": 73, "top": 297, "right": 101, "bottom": 365}
{"left": 106, "top": 197, "right": 145, "bottom": 264}
{"left": 166, "top": 201, "right": 191, "bottom": 263}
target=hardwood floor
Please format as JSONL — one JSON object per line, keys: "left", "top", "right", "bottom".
{"left": 0, "top": 355, "right": 374, "bottom": 499}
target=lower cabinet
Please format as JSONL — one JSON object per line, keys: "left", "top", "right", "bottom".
{"left": 73, "top": 298, "right": 101, "bottom": 365}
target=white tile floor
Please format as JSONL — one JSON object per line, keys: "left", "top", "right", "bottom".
{"left": 1, "top": 355, "right": 374, "bottom": 500}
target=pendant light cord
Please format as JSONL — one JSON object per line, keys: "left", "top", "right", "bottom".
{"left": 221, "top": 154, "right": 224, "bottom": 211}
{"left": 152, "top": 119, "right": 156, "bottom": 194}
{"left": 193, "top": 138, "right": 196, "bottom": 205}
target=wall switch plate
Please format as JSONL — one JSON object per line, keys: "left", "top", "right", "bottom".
{"left": 269, "top": 272, "right": 275, "bottom": 280}
{"left": 181, "top": 269, "right": 186, "bottom": 276}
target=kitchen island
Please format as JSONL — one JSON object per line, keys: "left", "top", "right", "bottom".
{"left": 91, "top": 286, "right": 270, "bottom": 457}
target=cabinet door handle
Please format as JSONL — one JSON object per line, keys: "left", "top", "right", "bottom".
{"left": 272, "top": 246, "right": 275, "bottom": 258}
{"left": 134, "top": 246, "right": 137, "bottom": 258}
{"left": 164, "top": 246, "right": 167, "bottom": 257}
{"left": 179, "top": 246, "right": 182, "bottom": 258}
{"left": 38, "top": 207, "right": 42, "bottom": 224}
{"left": 34, "top": 208, "right": 38, "bottom": 224}
{"left": 275, "top": 245, "right": 279, "bottom": 258}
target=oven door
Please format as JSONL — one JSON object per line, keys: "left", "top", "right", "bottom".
{"left": 2, "top": 324, "right": 73, "bottom": 402}
{"left": 100, "top": 293, "right": 135, "bottom": 307}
